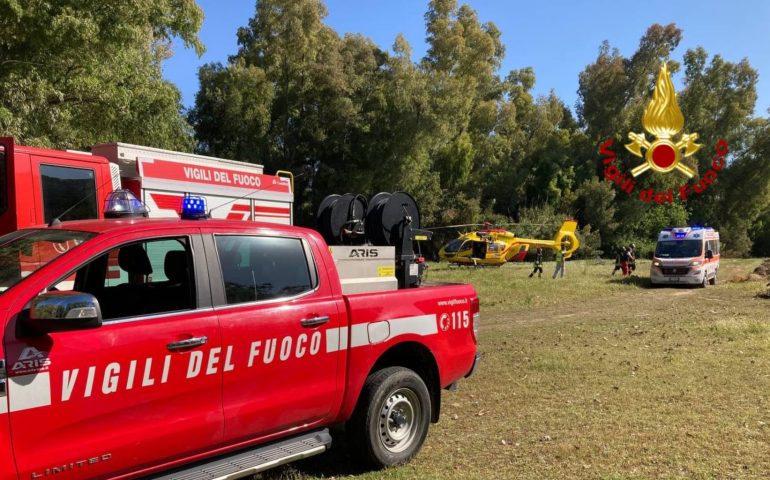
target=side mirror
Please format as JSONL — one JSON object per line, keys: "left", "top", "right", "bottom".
{"left": 25, "top": 291, "right": 102, "bottom": 333}
{"left": 705, "top": 249, "right": 714, "bottom": 259}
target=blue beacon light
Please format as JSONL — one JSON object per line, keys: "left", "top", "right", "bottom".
{"left": 181, "top": 195, "right": 208, "bottom": 220}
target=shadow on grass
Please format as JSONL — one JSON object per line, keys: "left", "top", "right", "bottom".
{"left": 607, "top": 275, "right": 654, "bottom": 288}
{"left": 608, "top": 275, "right": 706, "bottom": 290}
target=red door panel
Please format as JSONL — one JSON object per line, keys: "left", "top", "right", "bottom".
{"left": 207, "top": 231, "right": 345, "bottom": 443}
{"left": 5, "top": 313, "right": 222, "bottom": 479}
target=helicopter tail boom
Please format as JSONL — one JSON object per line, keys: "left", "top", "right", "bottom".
{"left": 511, "top": 221, "right": 580, "bottom": 259}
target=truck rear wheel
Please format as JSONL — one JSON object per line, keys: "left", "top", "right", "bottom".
{"left": 346, "top": 366, "right": 431, "bottom": 469}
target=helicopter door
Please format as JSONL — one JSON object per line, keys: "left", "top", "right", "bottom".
{"left": 471, "top": 241, "right": 487, "bottom": 259}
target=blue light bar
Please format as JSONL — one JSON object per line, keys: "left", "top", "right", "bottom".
{"left": 181, "top": 195, "right": 207, "bottom": 220}
{"left": 674, "top": 232, "right": 687, "bottom": 239}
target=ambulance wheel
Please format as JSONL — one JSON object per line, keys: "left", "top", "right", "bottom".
{"left": 700, "top": 275, "right": 708, "bottom": 288}
{"left": 709, "top": 273, "right": 717, "bottom": 285}
{"left": 346, "top": 366, "right": 431, "bottom": 469}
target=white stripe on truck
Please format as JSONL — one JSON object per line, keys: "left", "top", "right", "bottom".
{"left": 9, "top": 373, "right": 52, "bottom": 412}
{"left": 326, "top": 314, "right": 438, "bottom": 353}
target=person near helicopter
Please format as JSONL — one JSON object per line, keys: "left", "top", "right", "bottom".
{"left": 552, "top": 244, "right": 567, "bottom": 279}
{"left": 528, "top": 247, "right": 544, "bottom": 278}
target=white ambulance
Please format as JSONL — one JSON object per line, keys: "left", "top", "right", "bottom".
{"left": 650, "top": 226, "right": 720, "bottom": 287}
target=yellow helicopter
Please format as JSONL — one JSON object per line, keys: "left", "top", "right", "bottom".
{"left": 437, "top": 220, "right": 579, "bottom": 267}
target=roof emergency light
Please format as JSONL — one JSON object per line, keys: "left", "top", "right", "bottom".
{"left": 181, "top": 195, "right": 208, "bottom": 220}
{"left": 104, "top": 189, "right": 149, "bottom": 218}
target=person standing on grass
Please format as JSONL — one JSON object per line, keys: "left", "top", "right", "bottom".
{"left": 611, "top": 246, "right": 623, "bottom": 276}
{"left": 552, "top": 245, "right": 566, "bottom": 279}
{"left": 620, "top": 246, "right": 631, "bottom": 276}
{"left": 529, "top": 247, "right": 544, "bottom": 278}
{"left": 629, "top": 243, "right": 637, "bottom": 274}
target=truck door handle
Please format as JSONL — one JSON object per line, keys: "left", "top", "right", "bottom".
{"left": 167, "top": 336, "right": 208, "bottom": 351}
{"left": 301, "top": 315, "right": 330, "bottom": 328}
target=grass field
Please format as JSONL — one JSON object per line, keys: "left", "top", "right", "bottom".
{"left": 262, "top": 258, "right": 770, "bottom": 480}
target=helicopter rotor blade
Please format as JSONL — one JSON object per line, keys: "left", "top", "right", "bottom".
{"left": 425, "top": 222, "right": 553, "bottom": 230}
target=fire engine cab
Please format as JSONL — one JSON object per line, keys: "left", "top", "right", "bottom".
{"left": 0, "top": 137, "right": 294, "bottom": 236}
{"left": 650, "top": 226, "right": 720, "bottom": 287}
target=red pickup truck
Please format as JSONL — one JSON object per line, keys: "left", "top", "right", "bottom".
{"left": 0, "top": 218, "right": 479, "bottom": 479}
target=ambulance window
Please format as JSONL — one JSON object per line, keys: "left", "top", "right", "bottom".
{"left": 40, "top": 164, "right": 98, "bottom": 223}
{"left": 215, "top": 235, "right": 314, "bottom": 305}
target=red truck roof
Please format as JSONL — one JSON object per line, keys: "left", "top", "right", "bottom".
{"left": 11, "top": 143, "right": 109, "bottom": 165}
{"left": 37, "top": 217, "right": 319, "bottom": 236}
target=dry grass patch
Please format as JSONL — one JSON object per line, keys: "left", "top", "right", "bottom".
{"left": 260, "top": 258, "right": 770, "bottom": 480}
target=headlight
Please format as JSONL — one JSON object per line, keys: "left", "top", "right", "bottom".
{"left": 653, "top": 261, "right": 662, "bottom": 267}
{"left": 690, "top": 261, "right": 702, "bottom": 266}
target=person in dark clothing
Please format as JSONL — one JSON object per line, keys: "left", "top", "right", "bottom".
{"left": 620, "top": 246, "right": 631, "bottom": 276}
{"left": 628, "top": 243, "right": 637, "bottom": 273}
{"left": 611, "top": 246, "right": 623, "bottom": 276}
{"left": 529, "top": 247, "right": 544, "bottom": 278}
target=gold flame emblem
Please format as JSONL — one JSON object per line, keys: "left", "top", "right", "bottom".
{"left": 625, "top": 63, "right": 700, "bottom": 177}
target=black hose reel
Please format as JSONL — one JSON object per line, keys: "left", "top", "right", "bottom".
{"left": 317, "top": 191, "right": 432, "bottom": 288}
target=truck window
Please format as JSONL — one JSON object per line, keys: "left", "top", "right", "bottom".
{"left": 40, "top": 164, "right": 98, "bottom": 223}
{"left": 215, "top": 235, "right": 314, "bottom": 304}
{"left": 50, "top": 237, "right": 195, "bottom": 320}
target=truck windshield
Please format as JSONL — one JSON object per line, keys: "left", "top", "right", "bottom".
{"left": 0, "top": 229, "right": 96, "bottom": 293}
{"left": 655, "top": 240, "right": 702, "bottom": 258}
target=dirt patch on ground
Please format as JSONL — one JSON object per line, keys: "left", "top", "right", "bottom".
{"left": 728, "top": 258, "right": 770, "bottom": 282}
{"left": 753, "top": 259, "right": 770, "bottom": 277}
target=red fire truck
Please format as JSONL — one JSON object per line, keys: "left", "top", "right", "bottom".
{"left": 0, "top": 137, "right": 294, "bottom": 234}
{"left": 0, "top": 213, "right": 479, "bottom": 479}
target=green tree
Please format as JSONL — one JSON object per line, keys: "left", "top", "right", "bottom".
{"left": 0, "top": 0, "right": 203, "bottom": 150}
{"left": 678, "top": 49, "right": 761, "bottom": 254}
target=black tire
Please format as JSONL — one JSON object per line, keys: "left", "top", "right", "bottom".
{"left": 346, "top": 366, "right": 431, "bottom": 469}
{"left": 709, "top": 272, "right": 717, "bottom": 285}
{"left": 700, "top": 274, "right": 708, "bottom": 288}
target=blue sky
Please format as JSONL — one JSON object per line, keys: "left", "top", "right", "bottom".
{"left": 163, "top": 0, "right": 770, "bottom": 116}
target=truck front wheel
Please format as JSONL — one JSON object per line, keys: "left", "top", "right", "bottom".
{"left": 346, "top": 366, "right": 431, "bottom": 468}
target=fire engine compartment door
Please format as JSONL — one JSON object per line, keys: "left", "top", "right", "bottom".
{"left": 3, "top": 232, "right": 225, "bottom": 479}
{"left": 206, "top": 232, "right": 344, "bottom": 442}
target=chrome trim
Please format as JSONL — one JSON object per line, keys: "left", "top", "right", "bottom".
{"left": 212, "top": 286, "right": 319, "bottom": 312}
{"left": 167, "top": 336, "right": 208, "bottom": 350}
{"left": 300, "top": 315, "right": 330, "bottom": 328}
{"left": 104, "top": 307, "right": 216, "bottom": 326}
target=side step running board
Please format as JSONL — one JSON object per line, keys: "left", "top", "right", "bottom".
{"left": 150, "top": 429, "right": 332, "bottom": 480}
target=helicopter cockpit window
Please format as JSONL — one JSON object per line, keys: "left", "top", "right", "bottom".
{"left": 443, "top": 239, "right": 466, "bottom": 253}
